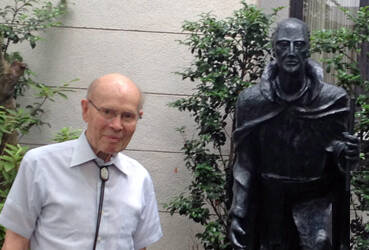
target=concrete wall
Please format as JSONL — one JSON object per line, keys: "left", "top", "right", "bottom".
{"left": 258, "top": 0, "right": 289, "bottom": 23}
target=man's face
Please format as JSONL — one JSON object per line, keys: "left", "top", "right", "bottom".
{"left": 274, "top": 21, "right": 309, "bottom": 74}
{"left": 82, "top": 76, "right": 143, "bottom": 155}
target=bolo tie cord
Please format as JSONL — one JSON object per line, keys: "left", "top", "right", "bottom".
{"left": 92, "top": 162, "right": 110, "bottom": 250}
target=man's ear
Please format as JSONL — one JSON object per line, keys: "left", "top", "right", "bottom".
{"left": 138, "top": 110, "right": 143, "bottom": 119}
{"left": 81, "top": 99, "right": 89, "bottom": 122}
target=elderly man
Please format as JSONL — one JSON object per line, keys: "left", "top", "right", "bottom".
{"left": 0, "top": 74, "right": 162, "bottom": 250}
{"left": 229, "top": 18, "right": 359, "bottom": 250}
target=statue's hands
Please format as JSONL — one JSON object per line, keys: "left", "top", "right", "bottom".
{"left": 342, "top": 132, "right": 360, "bottom": 170}
{"left": 229, "top": 216, "right": 247, "bottom": 250}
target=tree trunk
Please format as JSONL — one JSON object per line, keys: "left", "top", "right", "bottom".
{"left": 0, "top": 38, "right": 26, "bottom": 153}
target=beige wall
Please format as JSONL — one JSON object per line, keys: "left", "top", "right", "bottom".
{"left": 2, "top": 0, "right": 288, "bottom": 249}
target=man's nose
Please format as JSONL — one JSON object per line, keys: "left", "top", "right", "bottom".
{"left": 109, "top": 115, "right": 123, "bottom": 130}
{"left": 288, "top": 43, "right": 296, "bottom": 55}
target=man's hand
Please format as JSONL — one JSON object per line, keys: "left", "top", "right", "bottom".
{"left": 229, "top": 216, "right": 247, "bottom": 250}
{"left": 1, "top": 230, "right": 29, "bottom": 250}
{"left": 342, "top": 132, "right": 360, "bottom": 170}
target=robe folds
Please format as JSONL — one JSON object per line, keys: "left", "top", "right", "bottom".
{"left": 230, "top": 59, "right": 349, "bottom": 249}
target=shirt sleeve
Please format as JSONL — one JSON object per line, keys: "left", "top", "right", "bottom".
{"left": 0, "top": 151, "right": 43, "bottom": 238}
{"left": 133, "top": 175, "right": 162, "bottom": 250}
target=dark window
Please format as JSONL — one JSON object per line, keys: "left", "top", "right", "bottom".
{"left": 289, "top": 0, "right": 303, "bottom": 19}
{"left": 361, "top": 0, "right": 369, "bottom": 6}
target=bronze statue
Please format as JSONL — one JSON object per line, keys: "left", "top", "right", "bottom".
{"left": 228, "top": 18, "right": 359, "bottom": 250}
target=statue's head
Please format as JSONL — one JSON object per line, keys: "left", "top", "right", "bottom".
{"left": 272, "top": 18, "right": 310, "bottom": 75}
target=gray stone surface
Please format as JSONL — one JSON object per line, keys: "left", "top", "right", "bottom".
{"left": 57, "top": 0, "right": 246, "bottom": 32}
{"left": 12, "top": 29, "right": 196, "bottom": 95}
{"left": 257, "top": 0, "right": 289, "bottom": 23}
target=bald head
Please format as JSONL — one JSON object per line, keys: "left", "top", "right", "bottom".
{"left": 82, "top": 73, "right": 144, "bottom": 157}
{"left": 87, "top": 73, "right": 144, "bottom": 111}
{"left": 272, "top": 18, "right": 310, "bottom": 53}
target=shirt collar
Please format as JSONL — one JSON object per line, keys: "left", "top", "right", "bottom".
{"left": 70, "top": 132, "right": 128, "bottom": 175}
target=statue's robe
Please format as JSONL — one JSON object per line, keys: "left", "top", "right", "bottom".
{"left": 231, "top": 60, "right": 349, "bottom": 249}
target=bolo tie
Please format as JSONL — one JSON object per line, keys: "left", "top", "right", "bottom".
{"left": 92, "top": 161, "right": 110, "bottom": 250}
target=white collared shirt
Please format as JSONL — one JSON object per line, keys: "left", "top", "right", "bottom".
{"left": 0, "top": 133, "right": 162, "bottom": 250}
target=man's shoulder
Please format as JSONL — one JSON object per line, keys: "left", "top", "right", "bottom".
{"left": 116, "top": 153, "right": 150, "bottom": 177}
{"left": 24, "top": 139, "right": 77, "bottom": 162}
{"left": 238, "top": 83, "right": 262, "bottom": 99}
{"left": 320, "top": 81, "right": 347, "bottom": 96}
{"left": 237, "top": 83, "right": 268, "bottom": 109}
{"left": 315, "top": 81, "right": 348, "bottom": 104}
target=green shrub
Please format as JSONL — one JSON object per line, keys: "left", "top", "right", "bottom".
{"left": 165, "top": 2, "right": 281, "bottom": 249}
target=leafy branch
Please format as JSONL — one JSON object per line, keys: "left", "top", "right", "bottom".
{"left": 0, "top": 0, "right": 67, "bottom": 52}
{"left": 166, "top": 2, "right": 280, "bottom": 249}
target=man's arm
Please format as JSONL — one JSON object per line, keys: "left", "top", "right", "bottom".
{"left": 1, "top": 229, "right": 29, "bottom": 250}
{"left": 229, "top": 132, "right": 259, "bottom": 249}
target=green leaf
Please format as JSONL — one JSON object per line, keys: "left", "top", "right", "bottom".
{"left": 3, "top": 163, "right": 15, "bottom": 172}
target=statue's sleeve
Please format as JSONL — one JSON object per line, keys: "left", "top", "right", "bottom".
{"left": 230, "top": 137, "right": 258, "bottom": 219}
{"left": 325, "top": 93, "right": 350, "bottom": 171}
{"left": 230, "top": 93, "right": 259, "bottom": 219}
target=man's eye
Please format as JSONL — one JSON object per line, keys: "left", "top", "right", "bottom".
{"left": 277, "top": 41, "right": 290, "bottom": 48}
{"left": 295, "top": 41, "right": 305, "bottom": 48}
{"left": 122, "top": 112, "right": 135, "bottom": 120}
{"left": 102, "top": 109, "right": 115, "bottom": 117}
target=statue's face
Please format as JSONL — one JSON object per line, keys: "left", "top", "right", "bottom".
{"left": 274, "top": 21, "right": 309, "bottom": 74}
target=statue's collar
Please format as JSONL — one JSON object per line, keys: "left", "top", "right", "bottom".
{"left": 260, "top": 59, "right": 323, "bottom": 104}
{"left": 273, "top": 76, "right": 310, "bottom": 103}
